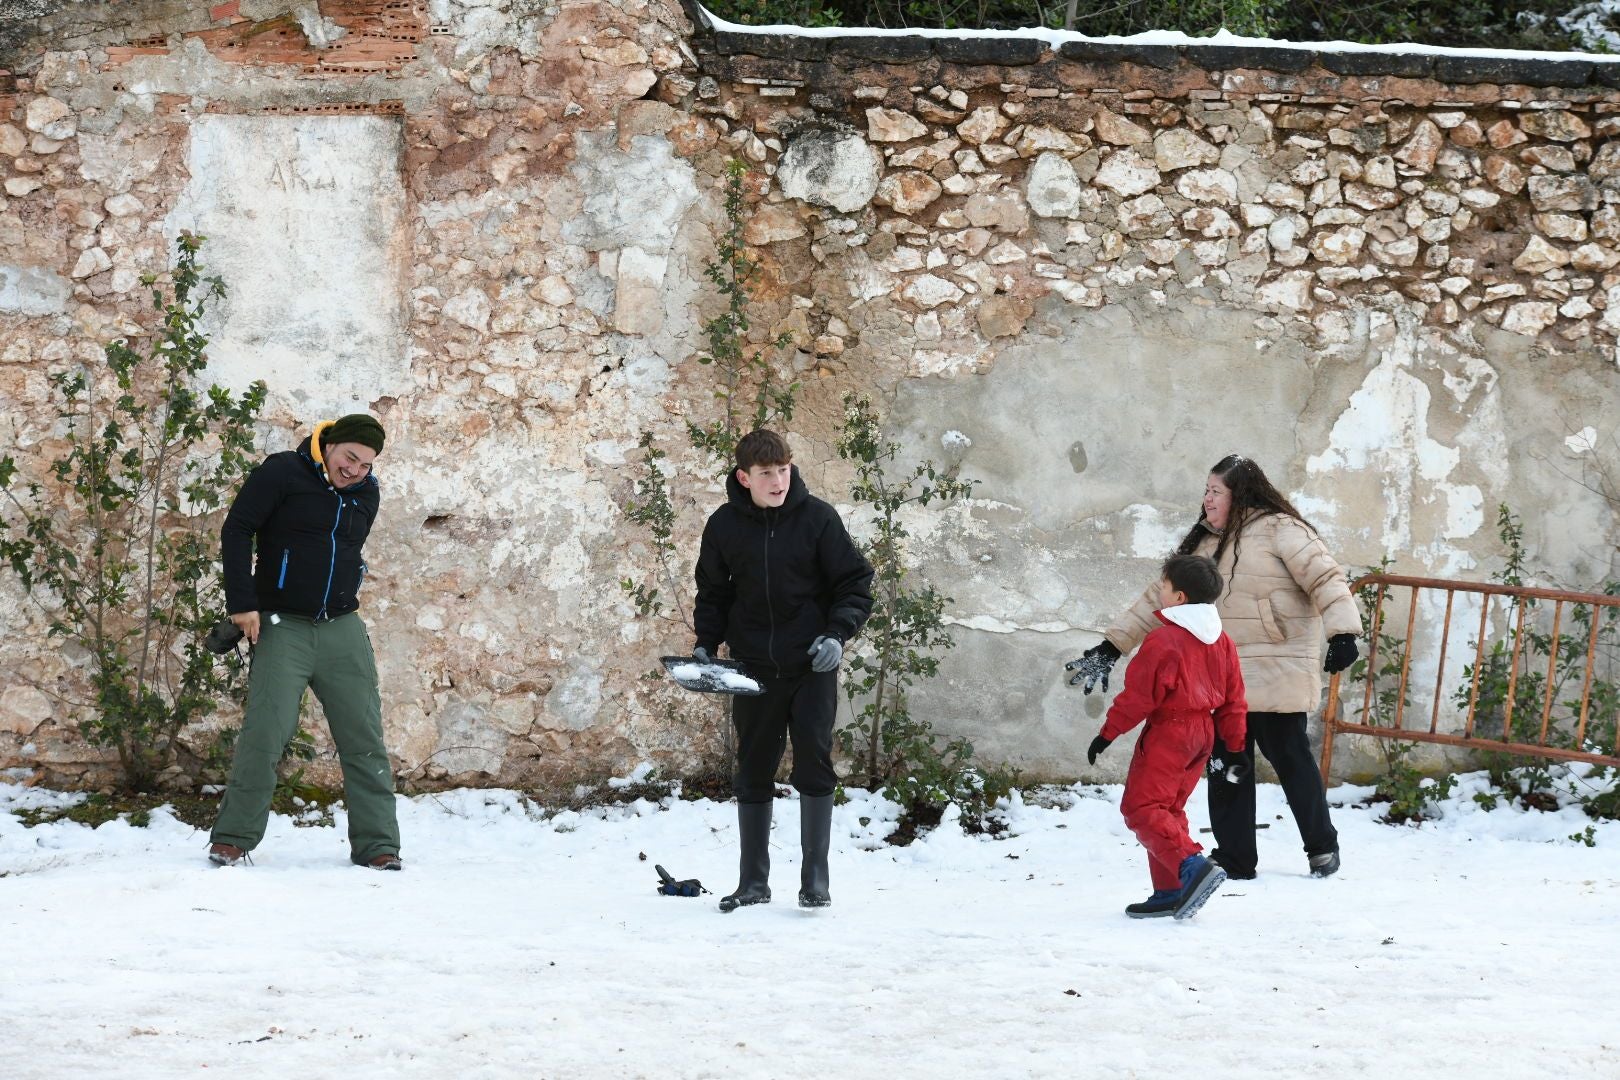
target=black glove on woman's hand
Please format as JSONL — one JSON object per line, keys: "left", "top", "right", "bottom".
{"left": 1086, "top": 734, "right": 1112, "bottom": 766}
{"left": 1324, "top": 633, "right": 1359, "bottom": 674}
{"left": 1207, "top": 746, "right": 1253, "bottom": 783}
{"left": 1065, "top": 640, "right": 1123, "bottom": 694}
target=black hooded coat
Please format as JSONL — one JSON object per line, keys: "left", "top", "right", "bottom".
{"left": 221, "top": 435, "right": 379, "bottom": 620}
{"left": 694, "top": 466, "right": 873, "bottom": 678}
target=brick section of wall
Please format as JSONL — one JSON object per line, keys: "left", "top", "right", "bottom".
{"left": 105, "top": 0, "right": 426, "bottom": 75}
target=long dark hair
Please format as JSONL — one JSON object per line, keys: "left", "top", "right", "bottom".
{"left": 1175, "top": 456, "right": 1317, "bottom": 579}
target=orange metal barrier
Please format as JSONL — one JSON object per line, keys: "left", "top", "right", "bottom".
{"left": 1320, "top": 573, "right": 1620, "bottom": 780}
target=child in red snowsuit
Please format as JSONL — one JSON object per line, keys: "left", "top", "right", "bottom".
{"left": 1086, "top": 554, "right": 1248, "bottom": 920}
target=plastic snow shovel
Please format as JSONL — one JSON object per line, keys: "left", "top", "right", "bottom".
{"left": 660, "top": 655, "right": 766, "bottom": 696}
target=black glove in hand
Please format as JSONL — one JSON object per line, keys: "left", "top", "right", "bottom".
{"left": 692, "top": 645, "right": 713, "bottom": 665}
{"left": 807, "top": 635, "right": 843, "bottom": 673}
{"left": 1065, "top": 640, "right": 1122, "bottom": 694}
{"left": 1207, "top": 747, "right": 1253, "bottom": 783}
{"left": 1324, "top": 633, "right": 1359, "bottom": 674}
{"left": 1086, "top": 734, "right": 1112, "bottom": 766}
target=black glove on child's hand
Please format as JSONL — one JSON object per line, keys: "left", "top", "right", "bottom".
{"left": 1207, "top": 747, "right": 1253, "bottom": 783}
{"left": 1324, "top": 633, "right": 1359, "bottom": 674}
{"left": 1086, "top": 735, "right": 1112, "bottom": 766}
{"left": 1065, "top": 640, "right": 1123, "bottom": 694}
{"left": 692, "top": 645, "right": 713, "bottom": 665}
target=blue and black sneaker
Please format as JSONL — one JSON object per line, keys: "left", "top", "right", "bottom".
{"left": 1125, "top": 889, "right": 1181, "bottom": 919}
{"left": 1173, "top": 854, "right": 1227, "bottom": 920}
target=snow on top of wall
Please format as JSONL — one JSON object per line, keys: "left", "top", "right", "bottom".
{"left": 695, "top": 2, "right": 1620, "bottom": 65}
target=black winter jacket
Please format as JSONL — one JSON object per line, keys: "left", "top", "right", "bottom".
{"left": 694, "top": 466, "right": 874, "bottom": 677}
{"left": 222, "top": 436, "right": 380, "bottom": 620}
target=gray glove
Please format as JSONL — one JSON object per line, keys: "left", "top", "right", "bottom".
{"left": 807, "top": 635, "right": 843, "bottom": 673}
{"left": 692, "top": 645, "right": 713, "bottom": 665}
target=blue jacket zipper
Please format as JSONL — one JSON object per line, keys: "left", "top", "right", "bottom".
{"left": 277, "top": 550, "right": 289, "bottom": 589}
{"left": 316, "top": 493, "right": 342, "bottom": 620}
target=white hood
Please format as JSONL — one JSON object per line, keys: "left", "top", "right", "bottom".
{"left": 1161, "top": 603, "right": 1222, "bottom": 645}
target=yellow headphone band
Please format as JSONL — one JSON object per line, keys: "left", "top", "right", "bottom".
{"left": 310, "top": 420, "right": 335, "bottom": 468}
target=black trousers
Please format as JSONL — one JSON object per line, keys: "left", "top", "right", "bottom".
{"left": 1208, "top": 710, "right": 1338, "bottom": 873}
{"left": 731, "top": 670, "right": 838, "bottom": 803}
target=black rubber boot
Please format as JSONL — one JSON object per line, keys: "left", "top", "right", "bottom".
{"left": 798, "top": 793, "right": 833, "bottom": 908}
{"left": 718, "top": 801, "right": 773, "bottom": 913}
{"left": 1309, "top": 850, "right": 1341, "bottom": 878}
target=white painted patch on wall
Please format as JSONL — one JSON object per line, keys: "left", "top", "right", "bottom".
{"left": 1396, "top": 588, "right": 1487, "bottom": 723}
{"left": 1442, "top": 483, "right": 1484, "bottom": 539}
{"left": 0, "top": 263, "right": 72, "bottom": 316}
{"left": 1123, "top": 503, "right": 1187, "bottom": 559}
{"left": 1451, "top": 381, "right": 1510, "bottom": 491}
{"left": 169, "top": 115, "right": 410, "bottom": 417}
{"left": 1290, "top": 492, "right": 1337, "bottom": 524}
{"left": 1440, "top": 352, "right": 1498, "bottom": 404}
{"left": 1416, "top": 439, "right": 1460, "bottom": 482}
{"left": 1305, "top": 311, "right": 1493, "bottom": 557}
{"left": 945, "top": 614, "right": 1072, "bottom": 634}
{"left": 1566, "top": 426, "right": 1599, "bottom": 454}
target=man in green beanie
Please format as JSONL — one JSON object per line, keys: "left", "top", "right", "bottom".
{"left": 208, "top": 414, "right": 402, "bottom": 870}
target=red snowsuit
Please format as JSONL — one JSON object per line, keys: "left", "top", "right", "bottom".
{"left": 1103, "top": 607, "right": 1248, "bottom": 891}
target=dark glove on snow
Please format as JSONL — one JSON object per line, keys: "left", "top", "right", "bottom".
{"left": 1065, "top": 640, "right": 1122, "bottom": 694}
{"left": 807, "top": 635, "right": 843, "bottom": 673}
{"left": 1086, "top": 735, "right": 1112, "bottom": 766}
{"left": 1207, "top": 747, "right": 1253, "bottom": 784}
{"left": 655, "top": 864, "right": 706, "bottom": 897}
{"left": 692, "top": 645, "right": 713, "bottom": 665}
{"left": 1324, "top": 633, "right": 1359, "bottom": 674}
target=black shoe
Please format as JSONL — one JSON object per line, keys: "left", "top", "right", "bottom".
{"left": 1173, "top": 855, "right": 1227, "bottom": 920}
{"left": 1125, "top": 889, "right": 1180, "bottom": 919}
{"left": 719, "top": 801, "right": 773, "bottom": 913}
{"left": 798, "top": 794, "right": 833, "bottom": 908}
{"left": 1308, "top": 850, "right": 1341, "bottom": 878}
{"left": 1210, "top": 852, "right": 1256, "bottom": 881}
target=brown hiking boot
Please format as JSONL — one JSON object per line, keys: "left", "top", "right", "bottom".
{"left": 365, "top": 853, "right": 402, "bottom": 871}
{"left": 208, "top": 842, "right": 249, "bottom": 867}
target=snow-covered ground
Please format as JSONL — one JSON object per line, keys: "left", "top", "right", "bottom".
{"left": 3, "top": 775, "right": 1618, "bottom": 1079}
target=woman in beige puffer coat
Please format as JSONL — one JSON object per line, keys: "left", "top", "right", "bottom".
{"left": 1067, "top": 455, "right": 1361, "bottom": 880}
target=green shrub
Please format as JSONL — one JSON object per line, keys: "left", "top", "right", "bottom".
{"left": 0, "top": 234, "right": 265, "bottom": 792}
{"left": 835, "top": 393, "right": 1018, "bottom": 838}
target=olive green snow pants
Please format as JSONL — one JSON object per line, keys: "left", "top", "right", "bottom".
{"left": 210, "top": 612, "right": 400, "bottom": 863}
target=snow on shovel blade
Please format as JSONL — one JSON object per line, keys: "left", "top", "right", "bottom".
{"left": 660, "top": 656, "right": 766, "bottom": 696}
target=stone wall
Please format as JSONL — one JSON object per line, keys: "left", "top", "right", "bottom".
{"left": 2, "top": 1, "right": 1618, "bottom": 790}
{"left": 681, "top": 19, "right": 1620, "bottom": 778}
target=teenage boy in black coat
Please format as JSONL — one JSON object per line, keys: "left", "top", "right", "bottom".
{"left": 693, "top": 429, "right": 873, "bottom": 911}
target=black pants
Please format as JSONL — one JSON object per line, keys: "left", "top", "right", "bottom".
{"left": 732, "top": 670, "right": 838, "bottom": 803}
{"left": 1208, "top": 710, "right": 1338, "bottom": 874}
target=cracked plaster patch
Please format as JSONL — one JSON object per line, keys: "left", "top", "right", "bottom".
{"left": 169, "top": 114, "right": 410, "bottom": 416}
{"left": 1306, "top": 312, "right": 1493, "bottom": 554}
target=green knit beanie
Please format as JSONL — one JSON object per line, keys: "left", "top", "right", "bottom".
{"left": 322, "top": 413, "right": 386, "bottom": 455}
